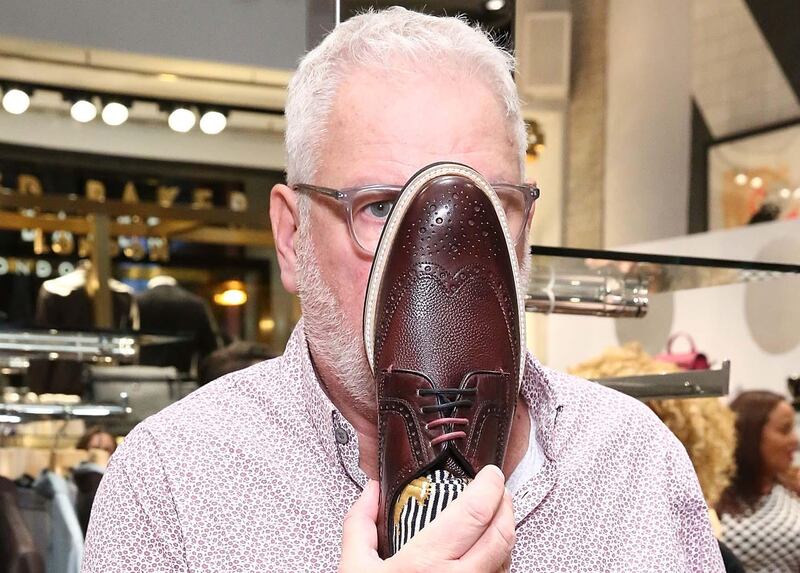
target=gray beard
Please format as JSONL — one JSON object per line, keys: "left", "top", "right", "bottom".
{"left": 295, "top": 225, "right": 377, "bottom": 415}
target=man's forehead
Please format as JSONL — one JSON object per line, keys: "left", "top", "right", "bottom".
{"left": 321, "top": 69, "right": 517, "bottom": 185}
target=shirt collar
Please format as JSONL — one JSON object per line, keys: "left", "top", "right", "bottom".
{"left": 292, "top": 319, "right": 368, "bottom": 488}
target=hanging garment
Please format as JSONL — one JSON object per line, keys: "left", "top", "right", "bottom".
{"left": 26, "top": 268, "right": 137, "bottom": 395}
{"left": 71, "top": 463, "right": 105, "bottom": 536}
{"left": 136, "top": 277, "right": 220, "bottom": 373}
{"left": 0, "top": 477, "right": 45, "bottom": 573}
{"left": 32, "top": 473, "right": 83, "bottom": 573}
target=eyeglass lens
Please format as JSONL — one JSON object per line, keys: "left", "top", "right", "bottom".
{"left": 351, "top": 185, "right": 529, "bottom": 254}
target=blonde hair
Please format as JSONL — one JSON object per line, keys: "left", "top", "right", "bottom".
{"left": 284, "top": 6, "right": 526, "bottom": 188}
{"left": 647, "top": 398, "right": 736, "bottom": 507}
{"left": 570, "top": 342, "right": 736, "bottom": 506}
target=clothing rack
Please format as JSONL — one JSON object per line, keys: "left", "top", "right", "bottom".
{"left": 0, "top": 400, "right": 131, "bottom": 423}
{"left": 593, "top": 360, "right": 730, "bottom": 400}
{"left": 0, "top": 329, "right": 188, "bottom": 363}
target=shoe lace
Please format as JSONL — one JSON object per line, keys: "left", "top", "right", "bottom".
{"left": 419, "top": 388, "right": 477, "bottom": 446}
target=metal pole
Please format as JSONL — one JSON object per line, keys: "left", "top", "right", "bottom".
{"left": 306, "top": 0, "right": 340, "bottom": 52}
{"left": 89, "top": 214, "right": 113, "bottom": 329}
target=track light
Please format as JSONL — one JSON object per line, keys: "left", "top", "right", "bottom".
{"left": 2, "top": 87, "right": 31, "bottom": 115}
{"left": 199, "top": 110, "right": 227, "bottom": 135}
{"left": 70, "top": 97, "right": 97, "bottom": 123}
{"left": 168, "top": 106, "right": 196, "bottom": 133}
{"left": 0, "top": 80, "right": 260, "bottom": 134}
{"left": 101, "top": 101, "right": 129, "bottom": 126}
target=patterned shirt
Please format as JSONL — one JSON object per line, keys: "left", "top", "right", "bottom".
{"left": 83, "top": 320, "right": 724, "bottom": 572}
{"left": 721, "top": 484, "right": 800, "bottom": 572}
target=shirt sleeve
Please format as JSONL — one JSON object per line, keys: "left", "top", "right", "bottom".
{"left": 663, "top": 432, "right": 726, "bottom": 573}
{"left": 82, "top": 426, "right": 188, "bottom": 573}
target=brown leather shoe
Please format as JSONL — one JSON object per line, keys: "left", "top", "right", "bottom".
{"left": 363, "top": 162, "right": 526, "bottom": 558}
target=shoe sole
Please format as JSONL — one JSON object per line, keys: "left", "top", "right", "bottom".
{"left": 362, "top": 161, "right": 527, "bottom": 389}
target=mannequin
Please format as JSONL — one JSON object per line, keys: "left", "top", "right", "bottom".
{"left": 25, "top": 261, "right": 138, "bottom": 395}
{"left": 136, "top": 274, "right": 220, "bottom": 374}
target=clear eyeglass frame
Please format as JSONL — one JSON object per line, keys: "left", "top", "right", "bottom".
{"left": 292, "top": 182, "right": 541, "bottom": 255}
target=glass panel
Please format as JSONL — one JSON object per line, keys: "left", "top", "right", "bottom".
{"left": 527, "top": 245, "right": 800, "bottom": 316}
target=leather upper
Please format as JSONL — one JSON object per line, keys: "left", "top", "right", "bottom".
{"left": 367, "top": 168, "right": 522, "bottom": 557}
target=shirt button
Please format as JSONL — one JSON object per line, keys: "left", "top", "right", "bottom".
{"left": 335, "top": 427, "right": 349, "bottom": 445}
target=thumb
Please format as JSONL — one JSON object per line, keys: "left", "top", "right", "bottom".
{"left": 340, "top": 480, "right": 381, "bottom": 565}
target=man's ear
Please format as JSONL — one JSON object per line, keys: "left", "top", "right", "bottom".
{"left": 270, "top": 183, "right": 302, "bottom": 294}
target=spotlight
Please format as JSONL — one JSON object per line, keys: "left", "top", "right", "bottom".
{"left": 102, "top": 101, "right": 129, "bottom": 126}
{"left": 199, "top": 110, "right": 227, "bottom": 135}
{"left": 213, "top": 281, "right": 247, "bottom": 306}
{"left": 70, "top": 98, "right": 97, "bottom": 123}
{"left": 750, "top": 176, "right": 763, "bottom": 189}
{"left": 168, "top": 106, "right": 196, "bottom": 133}
{"left": 734, "top": 173, "right": 748, "bottom": 186}
{"left": 2, "top": 88, "right": 31, "bottom": 115}
{"left": 485, "top": 0, "right": 506, "bottom": 11}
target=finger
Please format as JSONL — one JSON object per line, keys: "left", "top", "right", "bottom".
{"left": 340, "top": 481, "right": 381, "bottom": 565}
{"left": 404, "top": 465, "right": 506, "bottom": 560}
{"left": 459, "top": 488, "right": 516, "bottom": 571}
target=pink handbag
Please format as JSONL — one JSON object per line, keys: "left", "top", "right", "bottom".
{"left": 655, "top": 333, "right": 710, "bottom": 371}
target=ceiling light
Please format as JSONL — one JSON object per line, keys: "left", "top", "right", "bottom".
{"left": 734, "top": 173, "right": 748, "bottom": 186}
{"left": 779, "top": 188, "right": 791, "bottom": 199}
{"left": 199, "top": 110, "right": 227, "bottom": 135}
{"left": 70, "top": 98, "right": 97, "bottom": 123}
{"left": 168, "top": 106, "right": 196, "bottom": 133}
{"left": 102, "top": 101, "right": 129, "bottom": 126}
{"left": 485, "top": 0, "right": 506, "bottom": 11}
{"left": 2, "top": 88, "right": 31, "bottom": 115}
{"left": 749, "top": 176, "right": 763, "bottom": 189}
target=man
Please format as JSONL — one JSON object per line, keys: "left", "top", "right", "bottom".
{"left": 83, "top": 8, "right": 724, "bottom": 572}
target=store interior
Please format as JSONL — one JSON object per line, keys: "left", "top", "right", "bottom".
{"left": 0, "top": 0, "right": 798, "bottom": 571}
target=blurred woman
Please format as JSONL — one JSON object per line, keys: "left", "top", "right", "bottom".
{"left": 718, "top": 391, "right": 800, "bottom": 573}
{"left": 76, "top": 425, "right": 117, "bottom": 457}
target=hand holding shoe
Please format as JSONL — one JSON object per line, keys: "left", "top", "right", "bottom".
{"left": 339, "top": 465, "right": 515, "bottom": 573}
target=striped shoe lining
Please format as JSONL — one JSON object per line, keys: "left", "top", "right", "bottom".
{"left": 392, "top": 469, "right": 471, "bottom": 553}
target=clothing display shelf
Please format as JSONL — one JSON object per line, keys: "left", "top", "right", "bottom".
{"left": 526, "top": 246, "right": 800, "bottom": 400}
{"left": 594, "top": 360, "right": 730, "bottom": 401}
{"left": 0, "top": 400, "right": 131, "bottom": 421}
{"left": 527, "top": 245, "right": 800, "bottom": 318}
{"left": 0, "top": 329, "right": 187, "bottom": 363}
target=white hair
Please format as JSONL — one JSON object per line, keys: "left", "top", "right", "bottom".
{"left": 284, "top": 6, "right": 527, "bottom": 191}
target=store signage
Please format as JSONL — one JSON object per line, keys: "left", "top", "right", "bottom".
{"left": 0, "top": 257, "right": 75, "bottom": 278}
{"left": 13, "top": 172, "right": 249, "bottom": 212}
{"left": 3, "top": 167, "right": 253, "bottom": 262}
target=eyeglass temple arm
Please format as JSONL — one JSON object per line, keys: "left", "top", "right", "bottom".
{"left": 294, "top": 184, "right": 344, "bottom": 199}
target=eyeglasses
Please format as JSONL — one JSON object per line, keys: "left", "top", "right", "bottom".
{"left": 293, "top": 181, "right": 540, "bottom": 255}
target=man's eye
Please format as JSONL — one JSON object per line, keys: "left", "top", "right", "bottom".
{"left": 366, "top": 201, "right": 394, "bottom": 219}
